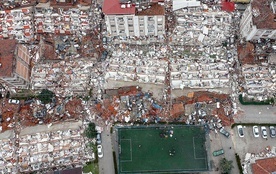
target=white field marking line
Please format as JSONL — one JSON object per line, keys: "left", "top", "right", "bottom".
{"left": 122, "top": 138, "right": 208, "bottom": 173}
{"left": 193, "top": 137, "right": 206, "bottom": 160}
{"left": 121, "top": 166, "right": 209, "bottom": 173}
{"left": 120, "top": 139, "right": 132, "bottom": 162}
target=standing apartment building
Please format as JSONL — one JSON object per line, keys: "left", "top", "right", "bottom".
{"left": 0, "top": 40, "right": 33, "bottom": 89}
{"left": 240, "top": 0, "right": 276, "bottom": 41}
{"left": 103, "top": 0, "right": 165, "bottom": 37}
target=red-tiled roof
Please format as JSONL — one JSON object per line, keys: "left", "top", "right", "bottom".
{"left": 0, "top": 39, "right": 16, "bottom": 77}
{"left": 221, "top": 1, "right": 235, "bottom": 12}
{"left": 252, "top": 157, "right": 276, "bottom": 174}
{"left": 136, "top": 3, "right": 165, "bottom": 15}
{"left": 103, "top": 0, "right": 135, "bottom": 15}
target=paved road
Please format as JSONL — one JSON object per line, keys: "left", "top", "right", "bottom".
{"left": 99, "top": 126, "right": 115, "bottom": 174}
{"left": 235, "top": 104, "right": 276, "bottom": 123}
{"left": 206, "top": 127, "right": 239, "bottom": 174}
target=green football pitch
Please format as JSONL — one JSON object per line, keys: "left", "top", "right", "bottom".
{"left": 117, "top": 125, "right": 208, "bottom": 173}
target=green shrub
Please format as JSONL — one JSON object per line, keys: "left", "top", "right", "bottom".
{"left": 37, "top": 89, "right": 54, "bottom": 104}
{"left": 85, "top": 122, "right": 97, "bottom": 139}
{"left": 239, "top": 94, "right": 274, "bottom": 105}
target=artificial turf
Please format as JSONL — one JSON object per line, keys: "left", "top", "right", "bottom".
{"left": 117, "top": 125, "right": 208, "bottom": 173}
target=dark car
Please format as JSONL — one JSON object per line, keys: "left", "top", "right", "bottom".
{"left": 270, "top": 126, "right": 276, "bottom": 138}
{"left": 97, "top": 133, "right": 102, "bottom": 144}
{"left": 219, "top": 128, "right": 230, "bottom": 138}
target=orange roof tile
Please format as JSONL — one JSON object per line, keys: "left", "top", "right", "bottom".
{"left": 103, "top": 0, "right": 135, "bottom": 15}
{"left": 252, "top": 157, "right": 276, "bottom": 174}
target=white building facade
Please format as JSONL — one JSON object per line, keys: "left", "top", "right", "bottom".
{"left": 105, "top": 15, "right": 165, "bottom": 37}
{"left": 240, "top": 0, "right": 276, "bottom": 41}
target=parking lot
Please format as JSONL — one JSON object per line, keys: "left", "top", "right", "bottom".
{"left": 206, "top": 127, "right": 238, "bottom": 174}
{"left": 232, "top": 125, "right": 276, "bottom": 158}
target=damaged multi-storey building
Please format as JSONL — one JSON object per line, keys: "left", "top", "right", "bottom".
{"left": 103, "top": 0, "right": 165, "bottom": 38}
{"left": 240, "top": 0, "right": 276, "bottom": 41}
{"left": 0, "top": 40, "right": 37, "bottom": 90}
{"left": 241, "top": 64, "right": 275, "bottom": 100}
{"left": 0, "top": 121, "right": 89, "bottom": 173}
{"left": 238, "top": 0, "right": 276, "bottom": 101}
{"left": 104, "top": 0, "right": 238, "bottom": 96}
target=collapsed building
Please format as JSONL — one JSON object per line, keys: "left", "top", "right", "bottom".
{"left": 31, "top": 60, "right": 96, "bottom": 96}
{"left": 105, "top": 44, "right": 168, "bottom": 85}
{"left": 241, "top": 63, "right": 275, "bottom": 101}
{"left": 0, "top": 5, "right": 34, "bottom": 42}
{"left": 34, "top": 0, "right": 93, "bottom": 36}
{"left": 0, "top": 121, "right": 88, "bottom": 173}
{"left": 104, "top": 0, "right": 238, "bottom": 94}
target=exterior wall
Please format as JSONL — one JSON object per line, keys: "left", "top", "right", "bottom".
{"left": 15, "top": 44, "right": 32, "bottom": 82}
{"left": 105, "top": 14, "right": 165, "bottom": 37}
{"left": 240, "top": 3, "right": 276, "bottom": 40}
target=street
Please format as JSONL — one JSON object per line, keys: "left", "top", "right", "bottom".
{"left": 206, "top": 127, "right": 239, "bottom": 174}
{"left": 235, "top": 105, "right": 276, "bottom": 123}
{"left": 98, "top": 126, "right": 115, "bottom": 174}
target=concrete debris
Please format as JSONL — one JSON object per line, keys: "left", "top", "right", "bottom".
{"left": 241, "top": 64, "right": 275, "bottom": 100}
{"left": 242, "top": 146, "right": 276, "bottom": 174}
{"left": 31, "top": 59, "right": 97, "bottom": 97}
{"left": 0, "top": 121, "right": 88, "bottom": 173}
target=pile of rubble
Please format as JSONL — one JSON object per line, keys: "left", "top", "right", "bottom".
{"left": 171, "top": 5, "right": 234, "bottom": 46}
{"left": 0, "top": 121, "right": 88, "bottom": 173}
{"left": 241, "top": 64, "right": 275, "bottom": 100}
{"left": 105, "top": 44, "right": 168, "bottom": 85}
{"left": 237, "top": 41, "right": 276, "bottom": 101}
{"left": 0, "top": 135, "right": 16, "bottom": 173}
{"left": 174, "top": 91, "right": 233, "bottom": 126}
{"left": 31, "top": 59, "right": 97, "bottom": 96}
{"left": 0, "top": 6, "right": 34, "bottom": 42}
{"left": 171, "top": 58, "right": 230, "bottom": 89}
{"left": 34, "top": 2, "right": 92, "bottom": 36}
{"left": 94, "top": 86, "right": 164, "bottom": 123}
{"left": 18, "top": 124, "right": 86, "bottom": 173}
{"left": 242, "top": 146, "right": 276, "bottom": 174}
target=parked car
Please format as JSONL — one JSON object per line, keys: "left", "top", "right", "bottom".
{"left": 252, "top": 126, "right": 259, "bottom": 138}
{"left": 219, "top": 128, "right": 230, "bottom": 138}
{"left": 270, "top": 126, "right": 276, "bottom": 138}
{"left": 96, "top": 133, "right": 102, "bottom": 144}
{"left": 97, "top": 145, "right": 103, "bottom": 158}
{"left": 102, "top": 37, "right": 107, "bottom": 45}
{"left": 237, "top": 125, "right": 244, "bottom": 137}
{"left": 261, "top": 126, "right": 267, "bottom": 139}
{"left": 8, "top": 99, "right": 19, "bottom": 104}
{"left": 213, "top": 149, "right": 224, "bottom": 157}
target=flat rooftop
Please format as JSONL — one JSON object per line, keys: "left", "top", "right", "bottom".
{"left": 252, "top": 0, "right": 276, "bottom": 29}
{"left": 0, "top": 39, "right": 17, "bottom": 77}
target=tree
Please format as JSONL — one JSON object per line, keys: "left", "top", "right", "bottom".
{"left": 37, "top": 89, "right": 54, "bottom": 104}
{"left": 85, "top": 122, "right": 97, "bottom": 139}
{"left": 220, "top": 158, "right": 234, "bottom": 174}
